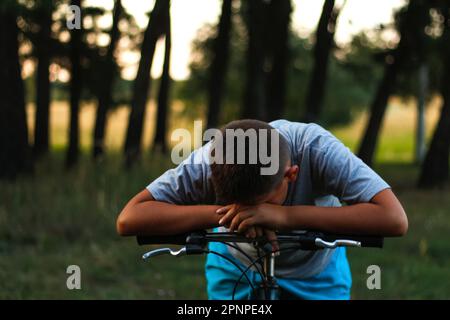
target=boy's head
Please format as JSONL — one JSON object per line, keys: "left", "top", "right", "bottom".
{"left": 210, "top": 119, "right": 298, "bottom": 206}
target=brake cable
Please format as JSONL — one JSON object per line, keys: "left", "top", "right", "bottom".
{"left": 217, "top": 241, "right": 266, "bottom": 283}
{"left": 203, "top": 249, "right": 257, "bottom": 296}
{"left": 231, "top": 246, "right": 303, "bottom": 300}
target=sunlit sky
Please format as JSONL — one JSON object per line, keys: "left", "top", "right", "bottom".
{"left": 84, "top": 0, "right": 406, "bottom": 81}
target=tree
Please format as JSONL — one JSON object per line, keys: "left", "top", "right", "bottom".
{"left": 266, "top": 0, "right": 292, "bottom": 121}
{"left": 180, "top": 23, "right": 381, "bottom": 128}
{"left": 241, "top": 0, "right": 292, "bottom": 121}
{"left": 0, "top": 3, "right": 32, "bottom": 179}
{"left": 33, "top": 0, "right": 53, "bottom": 158}
{"left": 66, "top": 0, "right": 83, "bottom": 168}
{"left": 206, "top": 0, "right": 232, "bottom": 129}
{"left": 153, "top": 4, "right": 171, "bottom": 152}
{"left": 413, "top": 2, "right": 431, "bottom": 164}
{"left": 357, "top": 0, "right": 429, "bottom": 166}
{"left": 92, "top": 0, "right": 123, "bottom": 159}
{"left": 242, "top": 0, "right": 269, "bottom": 120}
{"left": 303, "top": 0, "right": 340, "bottom": 123}
{"left": 124, "top": 0, "right": 169, "bottom": 166}
{"left": 418, "top": 5, "right": 450, "bottom": 188}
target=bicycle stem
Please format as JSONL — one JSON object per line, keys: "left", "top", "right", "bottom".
{"left": 265, "top": 252, "right": 275, "bottom": 280}
{"left": 258, "top": 252, "right": 278, "bottom": 300}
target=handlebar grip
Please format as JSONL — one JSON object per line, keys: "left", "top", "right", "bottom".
{"left": 137, "top": 233, "right": 190, "bottom": 245}
{"left": 136, "top": 230, "right": 206, "bottom": 245}
{"left": 322, "top": 234, "right": 384, "bottom": 248}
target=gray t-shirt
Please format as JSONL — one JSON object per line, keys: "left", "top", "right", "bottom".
{"left": 147, "top": 120, "right": 390, "bottom": 279}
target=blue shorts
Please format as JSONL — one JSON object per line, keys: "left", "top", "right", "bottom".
{"left": 205, "top": 241, "right": 352, "bottom": 300}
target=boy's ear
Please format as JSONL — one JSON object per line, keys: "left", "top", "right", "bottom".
{"left": 285, "top": 165, "right": 299, "bottom": 182}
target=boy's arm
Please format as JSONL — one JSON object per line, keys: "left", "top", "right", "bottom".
{"left": 117, "top": 143, "right": 221, "bottom": 237}
{"left": 221, "top": 188, "right": 408, "bottom": 237}
{"left": 282, "top": 188, "right": 408, "bottom": 236}
{"left": 116, "top": 189, "right": 221, "bottom": 236}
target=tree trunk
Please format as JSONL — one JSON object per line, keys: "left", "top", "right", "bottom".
{"left": 418, "top": 9, "right": 450, "bottom": 188}
{"left": 66, "top": 0, "right": 82, "bottom": 168}
{"left": 33, "top": 1, "right": 52, "bottom": 158}
{"left": 92, "top": 0, "right": 123, "bottom": 159}
{"left": 0, "top": 7, "right": 32, "bottom": 179}
{"left": 242, "top": 0, "right": 269, "bottom": 120}
{"left": 124, "top": 0, "right": 169, "bottom": 167}
{"left": 206, "top": 0, "right": 232, "bottom": 129}
{"left": 357, "top": 61, "right": 399, "bottom": 166}
{"left": 303, "top": 0, "right": 338, "bottom": 123}
{"left": 357, "top": 0, "right": 427, "bottom": 166}
{"left": 418, "top": 80, "right": 450, "bottom": 188}
{"left": 415, "top": 63, "right": 428, "bottom": 164}
{"left": 266, "top": 0, "right": 292, "bottom": 121}
{"left": 153, "top": 7, "right": 171, "bottom": 153}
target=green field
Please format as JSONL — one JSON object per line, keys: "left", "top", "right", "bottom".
{"left": 1, "top": 99, "right": 449, "bottom": 299}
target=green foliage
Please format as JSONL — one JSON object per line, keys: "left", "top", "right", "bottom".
{"left": 177, "top": 14, "right": 248, "bottom": 123}
{"left": 285, "top": 33, "right": 384, "bottom": 127}
{"left": 392, "top": 4, "right": 444, "bottom": 100}
{"left": 178, "top": 1, "right": 450, "bottom": 127}
{"left": 177, "top": 12, "right": 386, "bottom": 127}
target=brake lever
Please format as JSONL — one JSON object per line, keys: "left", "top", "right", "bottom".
{"left": 314, "top": 238, "right": 361, "bottom": 249}
{"left": 142, "top": 247, "right": 187, "bottom": 260}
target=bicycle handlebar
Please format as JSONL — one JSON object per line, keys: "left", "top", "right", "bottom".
{"left": 136, "top": 230, "right": 384, "bottom": 248}
{"left": 137, "top": 232, "right": 192, "bottom": 245}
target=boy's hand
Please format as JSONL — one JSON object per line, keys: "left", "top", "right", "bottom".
{"left": 240, "top": 226, "right": 278, "bottom": 251}
{"left": 217, "top": 203, "right": 287, "bottom": 231}
{"left": 217, "top": 203, "right": 287, "bottom": 251}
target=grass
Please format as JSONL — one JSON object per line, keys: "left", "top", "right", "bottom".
{"left": 348, "top": 163, "right": 450, "bottom": 299}
{"left": 0, "top": 98, "right": 449, "bottom": 299}
{"left": 0, "top": 152, "right": 209, "bottom": 299}
{"left": 1, "top": 155, "right": 449, "bottom": 299}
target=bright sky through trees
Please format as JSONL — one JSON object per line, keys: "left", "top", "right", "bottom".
{"left": 84, "top": 0, "right": 405, "bottom": 80}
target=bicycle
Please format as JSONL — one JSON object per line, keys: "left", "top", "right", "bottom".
{"left": 137, "top": 230, "right": 384, "bottom": 300}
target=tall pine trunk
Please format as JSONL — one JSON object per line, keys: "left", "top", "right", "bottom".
{"left": 242, "top": 0, "right": 269, "bottom": 120}
{"left": 357, "top": 1, "right": 427, "bottom": 166}
{"left": 153, "top": 6, "right": 171, "bottom": 153}
{"left": 303, "top": 0, "right": 338, "bottom": 123}
{"left": 92, "top": 0, "right": 122, "bottom": 159}
{"left": 266, "top": 0, "right": 292, "bottom": 121}
{"left": 357, "top": 62, "right": 399, "bottom": 166}
{"left": 206, "top": 0, "right": 232, "bottom": 129}
{"left": 0, "top": 6, "right": 32, "bottom": 179}
{"left": 418, "top": 8, "right": 450, "bottom": 188}
{"left": 124, "top": 0, "right": 168, "bottom": 167}
{"left": 33, "top": 1, "right": 52, "bottom": 158}
{"left": 66, "top": 0, "right": 82, "bottom": 168}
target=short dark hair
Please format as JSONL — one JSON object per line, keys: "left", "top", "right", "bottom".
{"left": 210, "top": 119, "right": 290, "bottom": 205}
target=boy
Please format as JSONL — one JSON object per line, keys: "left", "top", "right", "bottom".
{"left": 117, "top": 119, "right": 408, "bottom": 300}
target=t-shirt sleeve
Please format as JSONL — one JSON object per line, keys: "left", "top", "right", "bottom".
{"left": 146, "top": 145, "right": 213, "bottom": 205}
{"left": 308, "top": 125, "right": 390, "bottom": 204}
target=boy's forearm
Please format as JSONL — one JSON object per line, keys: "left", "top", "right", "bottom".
{"left": 117, "top": 201, "right": 221, "bottom": 236}
{"left": 282, "top": 202, "right": 406, "bottom": 236}
{"left": 283, "top": 203, "right": 379, "bottom": 234}
{"left": 272, "top": 189, "right": 408, "bottom": 236}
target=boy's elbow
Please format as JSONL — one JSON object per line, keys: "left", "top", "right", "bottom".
{"left": 116, "top": 211, "right": 134, "bottom": 236}
{"left": 388, "top": 209, "right": 408, "bottom": 236}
